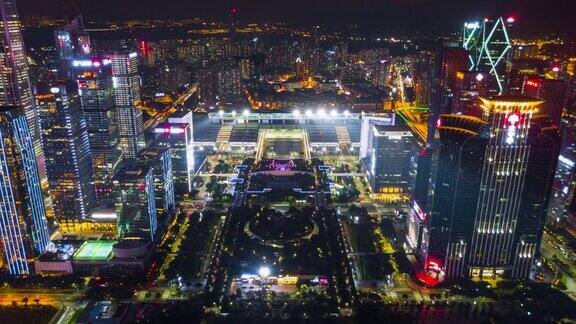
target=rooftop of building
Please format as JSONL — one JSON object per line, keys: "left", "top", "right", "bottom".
{"left": 479, "top": 95, "right": 544, "bottom": 113}
{"left": 479, "top": 95, "right": 543, "bottom": 103}
{"left": 73, "top": 240, "right": 117, "bottom": 261}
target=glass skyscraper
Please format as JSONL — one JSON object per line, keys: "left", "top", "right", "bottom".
{"left": 138, "top": 147, "right": 176, "bottom": 218}
{"left": 114, "top": 163, "right": 158, "bottom": 242}
{"left": 71, "top": 57, "right": 121, "bottom": 200}
{"left": 0, "top": 0, "right": 44, "bottom": 171}
{"left": 420, "top": 96, "right": 560, "bottom": 280}
{"left": 35, "top": 81, "right": 96, "bottom": 223}
{"left": 111, "top": 52, "right": 145, "bottom": 160}
{"left": 462, "top": 17, "right": 513, "bottom": 94}
{"left": 0, "top": 106, "right": 49, "bottom": 275}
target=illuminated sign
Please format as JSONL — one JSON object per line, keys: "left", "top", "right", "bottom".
{"left": 72, "top": 59, "right": 111, "bottom": 68}
{"left": 278, "top": 276, "right": 298, "bottom": 285}
{"left": 129, "top": 52, "right": 138, "bottom": 58}
{"left": 154, "top": 127, "right": 186, "bottom": 135}
{"left": 91, "top": 212, "right": 117, "bottom": 220}
{"left": 413, "top": 201, "right": 426, "bottom": 221}
{"left": 456, "top": 71, "right": 465, "bottom": 80}
{"left": 464, "top": 22, "right": 480, "bottom": 29}
{"left": 525, "top": 80, "right": 539, "bottom": 88}
{"left": 506, "top": 113, "right": 520, "bottom": 125}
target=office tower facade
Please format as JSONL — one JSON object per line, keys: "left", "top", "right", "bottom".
{"left": 138, "top": 148, "right": 176, "bottom": 218}
{"left": 435, "top": 46, "right": 469, "bottom": 90}
{"left": 114, "top": 164, "right": 158, "bottom": 242}
{"left": 359, "top": 114, "right": 396, "bottom": 159}
{"left": 0, "top": 106, "right": 49, "bottom": 275}
{"left": 462, "top": 18, "right": 513, "bottom": 94}
{"left": 72, "top": 57, "right": 121, "bottom": 199}
{"left": 522, "top": 77, "right": 567, "bottom": 126}
{"left": 111, "top": 52, "right": 145, "bottom": 160}
{"left": 54, "top": 16, "right": 91, "bottom": 78}
{"left": 366, "top": 124, "right": 414, "bottom": 199}
{"left": 452, "top": 71, "right": 490, "bottom": 116}
{"left": 36, "top": 81, "right": 96, "bottom": 223}
{"left": 0, "top": 0, "right": 43, "bottom": 163}
{"left": 154, "top": 111, "right": 194, "bottom": 196}
{"left": 420, "top": 96, "right": 560, "bottom": 281}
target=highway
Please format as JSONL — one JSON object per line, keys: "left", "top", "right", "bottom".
{"left": 143, "top": 83, "right": 198, "bottom": 130}
{"left": 395, "top": 107, "right": 429, "bottom": 145}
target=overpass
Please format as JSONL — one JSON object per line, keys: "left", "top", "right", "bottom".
{"left": 395, "top": 107, "right": 429, "bottom": 146}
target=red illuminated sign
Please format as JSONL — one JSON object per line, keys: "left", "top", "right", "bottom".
{"left": 507, "top": 113, "right": 520, "bottom": 125}
{"left": 525, "top": 80, "right": 539, "bottom": 88}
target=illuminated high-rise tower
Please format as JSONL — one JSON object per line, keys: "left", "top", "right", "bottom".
{"left": 71, "top": 56, "right": 121, "bottom": 200}
{"left": 36, "top": 81, "right": 96, "bottom": 224}
{"left": 114, "top": 163, "right": 158, "bottom": 242}
{"left": 0, "top": 0, "right": 43, "bottom": 167}
{"left": 462, "top": 17, "right": 514, "bottom": 94}
{"left": 110, "top": 52, "right": 145, "bottom": 160}
{"left": 420, "top": 96, "right": 560, "bottom": 281}
{"left": 0, "top": 106, "right": 50, "bottom": 275}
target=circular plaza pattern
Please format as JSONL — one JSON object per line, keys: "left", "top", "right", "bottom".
{"left": 244, "top": 210, "right": 319, "bottom": 248}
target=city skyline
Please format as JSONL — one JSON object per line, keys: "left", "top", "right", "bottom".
{"left": 15, "top": 0, "right": 576, "bottom": 36}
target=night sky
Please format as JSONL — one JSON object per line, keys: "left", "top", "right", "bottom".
{"left": 17, "top": 0, "right": 576, "bottom": 35}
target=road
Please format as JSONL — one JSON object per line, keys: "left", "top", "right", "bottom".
{"left": 395, "top": 108, "right": 428, "bottom": 145}
{"left": 53, "top": 301, "right": 87, "bottom": 324}
{"left": 540, "top": 231, "right": 576, "bottom": 296}
{"left": 143, "top": 83, "right": 198, "bottom": 130}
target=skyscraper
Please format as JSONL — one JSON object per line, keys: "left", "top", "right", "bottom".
{"left": 111, "top": 52, "right": 145, "bottom": 160}
{"left": 114, "top": 163, "right": 158, "bottom": 242}
{"left": 0, "top": 106, "right": 50, "bottom": 275}
{"left": 54, "top": 16, "right": 91, "bottom": 78}
{"left": 71, "top": 56, "right": 121, "bottom": 200}
{"left": 365, "top": 124, "right": 414, "bottom": 200}
{"left": 0, "top": 0, "right": 43, "bottom": 166}
{"left": 154, "top": 111, "right": 194, "bottom": 196}
{"left": 522, "top": 77, "right": 567, "bottom": 126}
{"left": 35, "top": 81, "right": 96, "bottom": 224}
{"left": 452, "top": 71, "right": 490, "bottom": 116}
{"left": 435, "top": 46, "right": 469, "bottom": 90}
{"left": 420, "top": 96, "right": 560, "bottom": 281}
{"left": 137, "top": 147, "right": 176, "bottom": 218}
{"left": 462, "top": 17, "right": 513, "bottom": 94}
